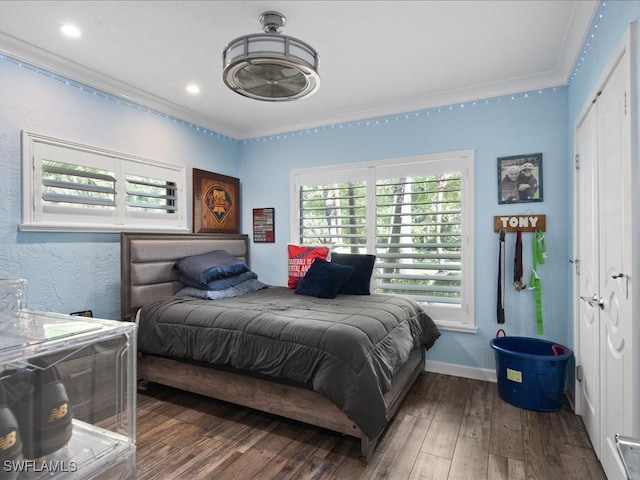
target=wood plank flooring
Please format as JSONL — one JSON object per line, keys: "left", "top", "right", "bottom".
{"left": 135, "top": 372, "right": 607, "bottom": 480}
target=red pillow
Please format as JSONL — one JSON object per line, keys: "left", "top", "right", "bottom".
{"left": 287, "top": 244, "right": 330, "bottom": 288}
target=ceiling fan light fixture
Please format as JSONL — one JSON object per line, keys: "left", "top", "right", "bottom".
{"left": 222, "top": 11, "right": 320, "bottom": 102}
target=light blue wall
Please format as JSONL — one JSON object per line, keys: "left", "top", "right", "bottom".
{"left": 0, "top": 58, "right": 240, "bottom": 319}
{"left": 239, "top": 89, "right": 569, "bottom": 372}
{"left": 240, "top": 0, "right": 640, "bottom": 375}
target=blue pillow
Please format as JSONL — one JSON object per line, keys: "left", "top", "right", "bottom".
{"left": 205, "top": 270, "right": 257, "bottom": 291}
{"left": 295, "top": 258, "right": 355, "bottom": 299}
{"left": 176, "top": 279, "right": 267, "bottom": 299}
{"left": 331, "top": 253, "right": 376, "bottom": 295}
{"left": 174, "top": 250, "right": 248, "bottom": 288}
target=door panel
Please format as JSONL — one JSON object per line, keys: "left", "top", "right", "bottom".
{"left": 576, "top": 102, "right": 600, "bottom": 454}
{"left": 597, "top": 51, "right": 635, "bottom": 480}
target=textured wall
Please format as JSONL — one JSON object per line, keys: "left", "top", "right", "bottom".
{"left": 0, "top": 58, "right": 240, "bottom": 319}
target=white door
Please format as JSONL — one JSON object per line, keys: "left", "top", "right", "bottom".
{"left": 575, "top": 101, "right": 600, "bottom": 455}
{"left": 574, "top": 24, "right": 638, "bottom": 480}
{"left": 597, "top": 45, "right": 637, "bottom": 479}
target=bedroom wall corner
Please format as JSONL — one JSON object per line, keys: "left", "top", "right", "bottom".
{"left": 0, "top": 56, "right": 241, "bottom": 319}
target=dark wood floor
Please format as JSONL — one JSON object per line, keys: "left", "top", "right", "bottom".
{"left": 135, "top": 372, "right": 606, "bottom": 480}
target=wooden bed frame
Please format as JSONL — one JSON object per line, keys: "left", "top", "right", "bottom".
{"left": 120, "top": 232, "right": 425, "bottom": 463}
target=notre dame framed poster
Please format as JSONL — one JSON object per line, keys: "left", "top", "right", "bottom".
{"left": 192, "top": 168, "right": 240, "bottom": 233}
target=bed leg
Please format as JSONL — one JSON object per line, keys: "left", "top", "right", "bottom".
{"left": 360, "top": 434, "right": 379, "bottom": 466}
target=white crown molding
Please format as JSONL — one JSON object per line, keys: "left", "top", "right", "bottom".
{"left": 0, "top": 32, "right": 243, "bottom": 140}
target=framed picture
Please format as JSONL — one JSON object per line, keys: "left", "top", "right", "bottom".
{"left": 192, "top": 168, "right": 240, "bottom": 233}
{"left": 498, "top": 153, "right": 543, "bottom": 204}
{"left": 253, "top": 208, "right": 275, "bottom": 243}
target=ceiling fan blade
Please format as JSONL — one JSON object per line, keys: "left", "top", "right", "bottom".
{"left": 235, "top": 69, "right": 272, "bottom": 90}
{"left": 235, "top": 64, "right": 307, "bottom": 98}
{"left": 249, "top": 80, "right": 305, "bottom": 98}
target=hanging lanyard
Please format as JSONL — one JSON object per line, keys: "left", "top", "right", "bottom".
{"left": 497, "top": 230, "right": 505, "bottom": 324}
{"left": 529, "top": 230, "right": 547, "bottom": 333}
{"left": 513, "top": 230, "right": 526, "bottom": 291}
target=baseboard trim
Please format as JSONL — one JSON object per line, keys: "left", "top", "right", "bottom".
{"left": 424, "top": 360, "right": 497, "bottom": 383}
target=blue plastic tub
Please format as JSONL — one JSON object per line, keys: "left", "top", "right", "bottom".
{"left": 490, "top": 334, "right": 573, "bottom": 412}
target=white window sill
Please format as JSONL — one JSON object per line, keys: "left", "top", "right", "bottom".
{"left": 18, "top": 223, "right": 191, "bottom": 234}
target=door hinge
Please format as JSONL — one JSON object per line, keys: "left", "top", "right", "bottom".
{"left": 569, "top": 258, "right": 580, "bottom": 274}
{"left": 575, "top": 154, "right": 580, "bottom": 170}
{"left": 592, "top": 91, "right": 602, "bottom": 104}
{"left": 576, "top": 365, "right": 583, "bottom": 382}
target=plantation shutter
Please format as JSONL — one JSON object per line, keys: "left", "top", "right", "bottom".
{"left": 292, "top": 151, "right": 474, "bottom": 329}
{"left": 41, "top": 161, "right": 117, "bottom": 209}
{"left": 125, "top": 175, "right": 177, "bottom": 213}
{"left": 298, "top": 181, "right": 367, "bottom": 251}
{"left": 122, "top": 158, "right": 183, "bottom": 224}
{"left": 23, "top": 131, "right": 187, "bottom": 231}
{"left": 374, "top": 173, "right": 462, "bottom": 304}
{"left": 295, "top": 167, "right": 369, "bottom": 252}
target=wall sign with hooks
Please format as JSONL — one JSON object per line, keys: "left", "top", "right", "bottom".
{"left": 493, "top": 215, "right": 546, "bottom": 232}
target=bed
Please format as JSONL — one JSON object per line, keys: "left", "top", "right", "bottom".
{"left": 120, "top": 232, "right": 440, "bottom": 463}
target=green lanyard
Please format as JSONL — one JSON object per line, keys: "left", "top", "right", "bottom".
{"left": 529, "top": 230, "right": 547, "bottom": 334}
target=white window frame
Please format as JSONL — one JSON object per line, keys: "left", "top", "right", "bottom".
{"left": 290, "top": 150, "right": 475, "bottom": 332}
{"left": 20, "top": 131, "right": 188, "bottom": 233}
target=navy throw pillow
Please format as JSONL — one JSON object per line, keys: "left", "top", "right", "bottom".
{"left": 295, "top": 258, "right": 355, "bottom": 299}
{"left": 330, "top": 253, "right": 376, "bottom": 295}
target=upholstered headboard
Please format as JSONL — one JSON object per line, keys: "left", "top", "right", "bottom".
{"left": 120, "top": 232, "right": 250, "bottom": 321}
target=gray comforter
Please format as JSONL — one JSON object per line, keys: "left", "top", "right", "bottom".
{"left": 137, "top": 286, "right": 440, "bottom": 438}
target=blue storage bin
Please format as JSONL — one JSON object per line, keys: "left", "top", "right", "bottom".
{"left": 490, "top": 334, "right": 573, "bottom": 411}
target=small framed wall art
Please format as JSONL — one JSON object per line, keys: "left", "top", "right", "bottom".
{"left": 498, "top": 153, "right": 543, "bottom": 204}
{"left": 192, "top": 168, "right": 240, "bottom": 233}
{"left": 252, "top": 208, "right": 275, "bottom": 243}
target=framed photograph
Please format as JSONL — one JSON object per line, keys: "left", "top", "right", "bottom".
{"left": 253, "top": 208, "right": 275, "bottom": 243}
{"left": 498, "top": 153, "right": 543, "bottom": 204}
{"left": 192, "top": 168, "right": 240, "bottom": 233}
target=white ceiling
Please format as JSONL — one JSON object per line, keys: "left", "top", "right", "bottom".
{"left": 0, "top": 1, "right": 599, "bottom": 140}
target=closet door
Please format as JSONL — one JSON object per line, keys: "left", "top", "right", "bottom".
{"left": 596, "top": 41, "right": 637, "bottom": 479}
{"left": 575, "top": 101, "right": 600, "bottom": 455}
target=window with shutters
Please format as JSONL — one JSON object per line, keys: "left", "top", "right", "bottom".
{"left": 21, "top": 131, "right": 187, "bottom": 232}
{"left": 291, "top": 150, "right": 475, "bottom": 331}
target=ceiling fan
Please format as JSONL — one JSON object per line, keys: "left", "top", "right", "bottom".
{"left": 222, "top": 11, "right": 321, "bottom": 102}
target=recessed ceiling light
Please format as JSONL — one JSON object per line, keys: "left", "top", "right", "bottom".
{"left": 186, "top": 84, "right": 200, "bottom": 94}
{"left": 60, "top": 24, "right": 82, "bottom": 38}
